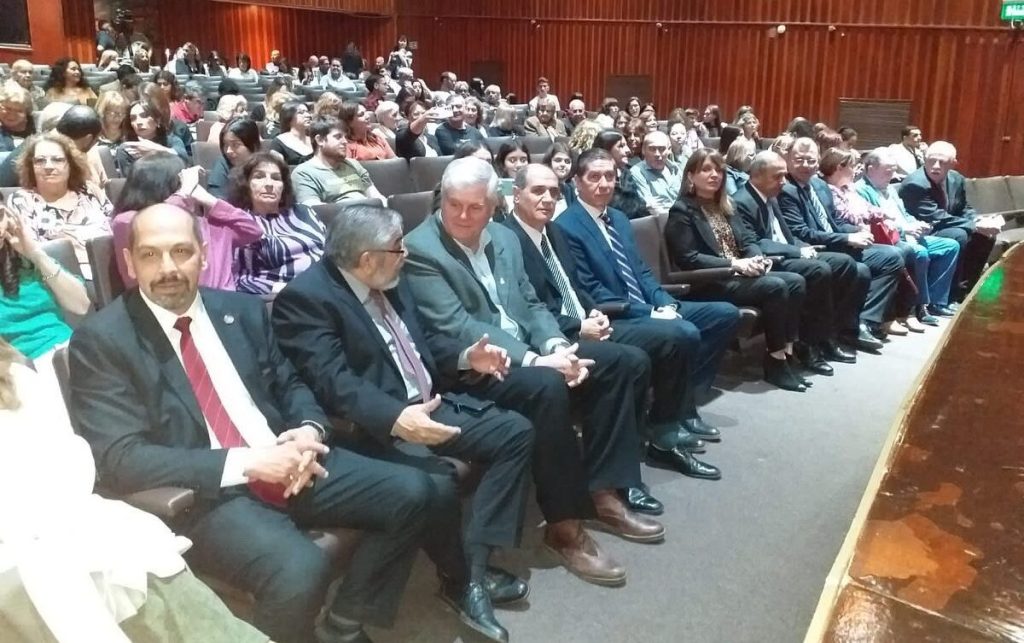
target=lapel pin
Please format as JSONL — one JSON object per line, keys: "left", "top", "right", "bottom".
{"left": 499, "top": 277, "right": 505, "bottom": 285}
{"left": 224, "top": 314, "right": 235, "bottom": 325}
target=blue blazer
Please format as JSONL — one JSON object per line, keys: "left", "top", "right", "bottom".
{"left": 554, "top": 201, "right": 675, "bottom": 318}
{"left": 777, "top": 175, "right": 858, "bottom": 249}
{"left": 897, "top": 168, "right": 977, "bottom": 233}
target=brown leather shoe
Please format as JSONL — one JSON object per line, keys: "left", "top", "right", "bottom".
{"left": 543, "top": 520, "right": 627, "bottom": 587}
{"left": 589, "top": 489, "right": 666, "bottom": 543}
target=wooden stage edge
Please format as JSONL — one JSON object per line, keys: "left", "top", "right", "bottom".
{"left": 803, "top": 243, "right": 1022, "bottom": 643}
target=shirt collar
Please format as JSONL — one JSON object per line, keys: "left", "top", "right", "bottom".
{"left": 139, "top": 289, "right": 205, "bottom": 334}
{"left": 451, "top": 226, "right": 491, "bottom": 258}
{"left": 339, "top": 268, "right": 373, "bottom": 305}
{"left": 512, "top": 214, "right": 544, "bottom": 250}
{"left": 749, "top": 184, "right": 771, "bottom": 205}
{"left": 579, "top": 198, "right": 606, "bottom": 222}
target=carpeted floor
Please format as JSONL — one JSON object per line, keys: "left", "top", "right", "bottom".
{"left": 367, "top": 321, "right": 951, "bottom": 643}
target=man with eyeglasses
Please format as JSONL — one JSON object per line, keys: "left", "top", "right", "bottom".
{"left": 320, "top": 57, "right": 356, "bottom": 93}
{"left": 272, "top": 203, "right": 533, "bottom": 643}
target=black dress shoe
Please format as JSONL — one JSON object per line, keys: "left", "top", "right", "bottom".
{"left": 785, "top": 355, "right": 814, "bottom": 385}
{"left": 681, "top": 417, "right": 721, "bottom": 441}
{"left": 619, "top": 486, "right": 664, "bottom": 516}
{"left": 792, "top": 343, "right": 833, "bottom": 376}
{"left": 440, "top": 581, "right": 508, "bottom": 643}
{"left": 764, "top": 354, "right": 807, "bottom": 392}
{"left": 647, "top": 444, "right": 722, "bottom": 480}
{"left": 820, "top": 340, "right": 856, "bottom": 364}
{"left": 927, "top": 303, "right": 956, "bottom": 317}
{"left": 482, "top": 566, "right": 529, "bottom": 605}
{"left": 674, "top": 429, "right": 706, "bottom": 453}
{"left": 916, "top": 305, "right": 940, "bottom": 326}
{"left": 841, "top": 325, "right": 884, "bottom": 352}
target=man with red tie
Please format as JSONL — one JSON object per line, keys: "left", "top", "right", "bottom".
{"left": 68, "top": 203, "right": 437, "bottom": 643}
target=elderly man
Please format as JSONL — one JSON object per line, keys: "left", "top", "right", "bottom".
{"left": 562, "top": 99, "right": 586, "bottom": 136}
{"left": 300, "top": 55, "right": 321, "bottom": 85}
{"left": 888, "top": 125, "right": 925, "bottom": 181}
{"left": 733, "top": 151, "right": 861, "bottom": 371}
{"left": 272, "top": 205, "right": 535, "bottom": 643}
{"left": 858, "top": 147, "right": 960, "bottom": 319}
{"left": 524, "top": 96, "right": 566, "bottom": 139}
{"left": 0, "top": 82, "right": 34, "bottom": 151}
{"left": 778, "top": 137, "right": 902, "bottom": 348}
{"left": 898, "top": 141, "right": 1001, "bottom": 301}
{"left": 404, "top": 157, "right": 667, "bottom": 588}
{"left": 434, "top": 93, "right": 485, "bottom": 155}
{"left": 292, "top": 115, "right": 386, "bottom": 205}
{"left": 629, "top": 131, "right": 683, "bottom": 215}
{"left": 8, "top": 59, "right": 45, "bottom": 110}
{"left": 483, "top": 84, "right": 503, "bottom": 106}
{"left": 69, "top": 203, "right": 434, "bottom": 643}
{"left": 265, "top": 49, "right": 283, "bottom": 74}
{"left": 321, "top": 57, "right": 356, "bottom": 93}
{"left": 506, "top": 164, "right": 720, "bottom": 482}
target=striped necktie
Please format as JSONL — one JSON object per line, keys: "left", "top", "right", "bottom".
{"left": 598, "top": 212, "right": 646, "bottom": 304}
{"left": 806, "top": 187, "right": 834, "bottom": 233}
{"left": 540, "top": 235, "right": 585, "bottom": 320}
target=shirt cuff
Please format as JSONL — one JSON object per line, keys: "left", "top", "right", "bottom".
{"left": 299, "top": 420, "right": 326, "bottom": 442}
{"left": 541, "top": 338, "right": 570, "bottom": 355}
{"left": 221, "top": 447, "right": 251, "bottom": 487}
{"left": 521, "top": 350, "right": 540, "bottom": 367}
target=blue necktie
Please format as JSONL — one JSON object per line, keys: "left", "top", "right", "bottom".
{"left": 599, "top": 212, "right": 646, "bottom": 304}
{"left": 806, "top": 187, "right": 834, "bottom": 232}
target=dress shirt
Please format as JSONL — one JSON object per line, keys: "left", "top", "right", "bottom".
{"left": 750, "top": 184, "right": 788, "bottom": 243}
{"left": 513, "top": 215, "right": 587, "bottom": 319}
{"left": 579, "top": 199, "right": 616, "bottom": 247}
{"left": 340, "top": 269, "right": 431, "bottom": 402}
{"left": 630, "top": 161, "right": 683, "bottom": 210}
{"left": 139, "top": 292, "right": 277, "bottom": 487}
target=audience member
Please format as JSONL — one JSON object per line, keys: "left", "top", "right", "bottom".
{"left": 737, "top": 112, "right": 759, "bottom": 153}
{"left": 0, "top": 102, "right": 72, "bottom": 188}
{"left": 786, "top": 117, "right": 815, "bottom": 139}
{"left": 313, "top": 90, "right": 343, "bottom": 119}
{"left": 528, "top": 77, "right": 561, "bottom": 114}
{"left": 623, "top": 118, "right": 646, "bottom": 164}
{"left": 0, "top": 83, "right": 34, "bottom": 152}
{"left": 265, "top": 49, "right": 284, "bottom": 74}
{"left": 724, "top": 138, "right": 753, "bottom": 195}
{"left": 169, "top": 80, "right": 205, "bottom": 126}
{"left": 889, "top": 125, "right": 926, "bottom": 181}
{"left": 525, "top": 97, "right": 567, "bottom": 139}
{"left": 435, "top": 94, "right": 486, "bottom": 155}
{"left": 494, "top": 139, "right": 529, "bottom": 179}
{"left": 563, "top": 99, "right": 587, "bottom": 135}
{"left": 321, "top": 57, "right": 357, "bottom": 93}
{"left": 567, "top": 119, "right": 602, "bottom": 153}
{"left": 115, "top": 96, "right": 189, "bottom": 175}
{"left": 838, "top": 126, "right": 858, "bottom": 151}
{"left": 228, "top": 53, "right": 260, "bottom": 82}
{"left": 208, "top": 117, "right": 259, "bottom": 198}
{"left": 340, "top": 101, "right": 395, "bottom": 161}
{"left": 43, "top": 58, "right": 97, "bottom": 106}
{"left": 542, "top": 141, "right": 577, "bottom": 213}
{"left": 463, "top": 97, "right": 489, "bottom": 138}
{"left": 206, "top": 94, "right": 249, "bottom": 143}
{"left": 599, "top": 97, "right": 620, "bottom": 119}
{"left": 267, "top": 100, "right": 314, "bottom": 166}
{"left": 97, "top": 63, "right": 133, "bottom": 95}
{"left": 251, "top": 77, "right": 292, "bottom": 124}
{"left": 624, "top": 97, "right": 641, "bottom": 118}
{"left": 591, "top": 129, "right": 648, "bottom": 219}
{"left": 55, "top": 105, "right": 108, "bottom": 187}
{"left": 154, "top": 70, "right": 181, "bottom": 104}
{"left": 206, "top": 50, "right": 227, "bottom": 76}
{"left": 8, "top": 59, "right": 46, "bottom": 110}
{"left": 629, "top": 131, "right": 682, "bottom": 215}
{"left": 395, "top": 100, "right": 441, "bottom": 159}
{"left": 486, "top": 104, "right": 525, "bottom": 138}
{"left": 702, "top": 104, "right": 722, "bottom": 137}
{"left": 374, "top": 100, "right": 400, "bottom": 145}
{"left": 364, "top": 74, "right": 389, "bottom": 112}
{"left": 484, "top": 84, "right": 503, "bottom": 106}
{"left": 342, "top": 42, "right": 364, "bottom": 78}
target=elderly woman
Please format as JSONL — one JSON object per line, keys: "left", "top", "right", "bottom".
{"left": 267, "top": 101, "right": 313, "bottom": 166}
{"left": 313, "top": 91, "right": 343, "bottom": 119}
{"left": 395, "top": 100, "right": 441, "bottom": 159}
{"left": 567, "top": 119, "right": 603, "bottom": 154}
{"left": 486, "top": 104, "right": 525, "bottom": 138}
{"left": 374, "top": 100, "right": 400, "bottom": 145}
{"left": 0, "top": 83, "right": 34, "bottom": 152}
{"left": 524, "top": 97, "right": 567, "bottom": 139}
{"left": 115, "top": 97, "right": 189, "bottom": 175}
{"left": 95, "top": 90, "right": 128, "bottom": 148}
{"left": 857, "top": 147, "right": 960, "bottom": 323}
{"left": 463, "top": 97, "right": 489, "bottom": 138}
{"left": 6, "top": 132, "right": 111, "bottom": 277}
{"left": 665, "top": 148, "right": 809, "bottom": 392}
{"left": 724, "top": 138, "right": 754, "bottom": 196}
{"left": 592, "top": 129, "right": 648, "bottom": 219}
{"left": 229, "top": 152, "right": 325, "bottom": 298}
{"left": 821, "top": 147, "right": 921, "bottom": 335}
{"left": 169, "top": 80, "right": 205, "bottom": 126}
{"left": 342, "top": 101, "right": 395, "bottom": 160}
{"left": 111, "top": 152, "right": 261, "bottom": 290}
{"left": 42, "top": 58, "right": 97, "bottom": 106}
{"left": 206, "top": 94, "right": 249, "bottom": 143}
{"left": 209, "top": 118, "right": 260, "bottom": 198}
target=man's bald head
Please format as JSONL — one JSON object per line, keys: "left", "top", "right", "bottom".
{"left": 924, "top": 140, "right": 958, "bottom": 183}
{"left": 642, "top": 130, "right": 671, "bottom": 170}
{"left": 126, "top": 204, "right": 206, "bottom": 314}
{"left": 10, "top": 59, "right": 34, "bottom": 89}
{"left": 568, "top": 99, "right": 586, "bottom": 124}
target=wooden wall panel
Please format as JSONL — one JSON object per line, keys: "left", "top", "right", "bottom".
{"left": 396, "top": 0, "right": 1023, "bottom": 176}
{"left": 0, "top": 0, "right": 69, "bottom": 64}
{"left": 211, "top": 0, "right": 393, "bottom": 14}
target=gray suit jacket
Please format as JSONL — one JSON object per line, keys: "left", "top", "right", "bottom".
{"left": 403, "top": 213, "right": 565, "bottom": 364}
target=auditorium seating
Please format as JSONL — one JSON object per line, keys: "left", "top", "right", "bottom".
{"left": 388, "top": 191, "right": 435, "bottom": 231}
{"left": 410, "top": 155, "right": 453, "bottom": 191}
{"left": 360, "top": 157, "right": 415, "bottom": 196}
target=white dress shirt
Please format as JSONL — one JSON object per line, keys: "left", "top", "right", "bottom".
{"left": 579, "top": 199, "right": 615, "bottom": 247}
{"left": 140, "top": 292, "right": 277, "bottom": 487}
{"left": 749, "top": 184, "right": 788, "bottom": 244}
{"left": 513, "top": 215, "right": 587, "bottom": 319}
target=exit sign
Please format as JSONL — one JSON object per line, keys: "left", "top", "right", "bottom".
{"left": 1003, "top": 0, "right": 1024, "bottom": 20}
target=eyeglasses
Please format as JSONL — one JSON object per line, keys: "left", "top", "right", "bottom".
{"left": 368, "top": 243, "right": 407, "bottom": 255}
{"left": 32, "top": 156, "right": 68, "bottom": 167}
{"left": 792, "top": 156, "right": 817, "bottom": 167}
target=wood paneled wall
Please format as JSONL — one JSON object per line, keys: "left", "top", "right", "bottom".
{"left": 0, "top": 0, "right": 72, "bottom": 64}
{"left": 211, "top": 0, "right": 394, "bottom": 14}
{"left": 396, "top": 0, "right": 1024, "bottom": 176}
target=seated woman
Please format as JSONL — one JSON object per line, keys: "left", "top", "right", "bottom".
{"left": 115, "top": 97, "right": 189, "bottom": 176}
{"left": 267, "top": 100, "right": 314, "bottom": 166}
{"left": 6, "top": 132, "right": 111, "bottom": 278}
{"left": 341, "top": 101, "right": 395, "bottom": 160}
{"left": 206, "top": 50, "right": 227, "bottom": 77}
{"left": 261, "top": 90, "right": 295, "bottom": 139}
{"left": 0, "top": 338, "right": 269, "bottom": 643}
{"left": 524, "top": 97, "right": 567, "bottom": 139}
{"left": 592, "top": 129, "right": 649, "bottom": 219}
{"left": 486, "top": 104, "right": 525, "bottom": 138}
{"left": 542, "top": 141, "right": 576, "bottom": 218}
{"left": 624, "top": 96, "right": 642, "bottom": 119}
{"left": 42, "top": 58, "right": 97, "bottom": 106}
{"left": 313, "top": 91, "right": 343, "bottom": 120}
{"left": 208, "top": 118, "right": 259, "bottom": 199}
{"left": 169, "top": 81, "right": 205, "bottom": 128}
{"left": 463, "top": 97, "right": 489, "bottom": 139}
{"left": 250, "top": 78, "right": 291, "bottom": 124}
{"left": 153, "top": 70, "right": 181, "bottom": 108}
{"left": 229, "top": 152, "right": 325, "bottom": 298}
{"left": 95, "top": 90, "right": 128, "bottom": 148}
{"left": 207, "top": 94, "right": 250, "bottom": 143}
{"left": 703, "top": 104, "right": 722, "bottom": 137}
{"left": 112, "top": 153, "right": 261, "bottom": 290}
{"left": 623, "top": 117, "right": 646, "bottom": 166}
{"left": 140, "top": 81, "right": 195, "bottom": 158}
{"left": 822, "top": 147, "right": 921, "bottom": 335}
{"left": 567, "top": 119, "right": 603, "bottom": 154}
{"left": 395, "top": 100, "right": 441, "bottom": 159}
{"left": 227, "top": 52, "right": 260, "bottom": 83}
{"left": 664, "top": 148, "right": 809, "bottom": 392}
{"left": 494, "top": 139, "right": 529, "bottom": 179}
{"left": 0, "top": 83, "right": 35, "bottom": 152}
{"left": 724, "top": 138, "right": 753, "bottom": 196}
{"left": 737, "top": 113, "right": 760, "bottom": 153}
{"left": 374, "top": 100, "right": 400, "bottom": 145}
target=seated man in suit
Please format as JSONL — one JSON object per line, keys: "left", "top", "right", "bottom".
{"left": 733, "top": 151, "right": 861, "bottom": 372}
{"left": 404, "top": 157, "right": 666, "bottom": 589}
{"left": 898, "top": 141, "right": 1002, "bottom": 302}
{"left": 271, "top": 204, "right": 535, "bottom": 643}
{"left": 777, "top": 137, "right": 902, "bottom": 348}
{"left": 68, "top": 203, "right": 436, "bottom": 643}
{"left": 554, "top": 148, "right": 740, "bottom": 442}
{"left": 504, "top": 164, "right": 721, "bottom": 483}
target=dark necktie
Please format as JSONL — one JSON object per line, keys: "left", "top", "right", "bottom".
{"left": 540, "top": 235, "right": 584, "bottom": 320}
{"left": 173, "top": 316, "right": 286, "bottom": 508}
{"left": 805, "top": 187, "right": 834, "bottom": 233}
{"left": 598, "top": 212, "right": 646, "bottom": 304}
{"left": 369, "top": 290, "right": 432, "bottom": 402}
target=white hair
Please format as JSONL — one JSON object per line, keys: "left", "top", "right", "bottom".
{"left": 926, "top": 140, "right": 957, "bottom": 160}
{"left": 440, "top": 157, "right": 498, "bottom": 203}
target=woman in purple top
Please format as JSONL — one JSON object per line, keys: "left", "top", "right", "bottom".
{"left": 110, "top": 152, "right": 262, "bottom": 290}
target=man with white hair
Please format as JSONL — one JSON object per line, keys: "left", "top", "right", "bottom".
{"left": 7, "top": 59, "right": 45, "bottom": 110}
{"left": 483, "top": 84, "right": 502, "bottom": 107}
{"left": 562, "top": 98, "right": 587, "bottom": 136}
{"left": 898, "top": 140, "right": 1002, "bottom": 301}
{"left": 629, "top": 131, "right": 683, "bottom": 214}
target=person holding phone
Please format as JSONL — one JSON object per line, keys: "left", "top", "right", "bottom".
{"left": 664, "top": 148, "right": 811, "bottom": 392}
{"left": 395, "top": 100, "right": 443, "bottom": 159}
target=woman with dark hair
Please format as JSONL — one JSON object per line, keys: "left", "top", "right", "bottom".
{"left": 717, "top": 124, "right": 743, "bottom": 155}
{"left": 463, "top": 97, "right": 489, "bottom": 138}
{"left": 395, "top": 100, "right": 441, "bottom": 159}
{"left": 665, "top": 148, "right": 809, "bottom": 392}
{"left": 702, "top": 104, "right": 722, "bottom": 137}
{"left": 591, "top": 129, "right": 648, "bottom": 219}
{"left": 208, "top": 117, "right": 260, "bottom": 198}
{"left": 111, "top": 152, "right": 261, "bottom": 289}
{"left": 542, "top": 141, "right": 577, "bottom": 215}
{"left": 341, "top": 101, "right": 395, "bottom": 160}
{"left": 623, "top": 118, "right": 646, "bottom": 165}
{"left": 600, "top": 97, "right": 620, "bottom": 119}
{"left": 387, "top": 35, "right": 413, "bottom": 75}
{"left": 115, "top": 97, "right": 189, "bottom": 175}
{"left": 228, "top": 53, "right": 260, "bottom": 83}
{"left": 154, "top": 70, "right": 181, "bottom": 102}
{"left": 341, "top": 41, "right": 363, "bottom": 78}
{"left": 205, "top": 50, "right": 226, "bottom": 76}
{"left": 612, "top": 111, "right": 629, "bottom": 132}
{"left": 42, "top": 58, "right": 97, "bottom": 106}
{"left": 228, "top": 152, "right": 325, "bottom": 297}
{"left": 268, "top": 101, "right": 313, "bottom": 166}
{"left": 625, "top": 96, "right": 641, "bottom": 118}
{"left": 733, "top": 105, "right": 755, "bottom": 124}
{"left": 140, "top": 81, "right": 195, "bottom": 157}
{"left": 494, "top": 139, "right": 529, "bottom": 179}
{"left": 786, "top": 117, "right": 815, "bottom": 139}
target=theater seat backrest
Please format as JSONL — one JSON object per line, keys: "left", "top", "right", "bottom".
{"left": 86, "top": 235, "right": 125, "bottom": 309}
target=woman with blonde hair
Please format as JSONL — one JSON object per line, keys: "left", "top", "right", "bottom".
{"left": 0, "top": 83, "right": 34, "bottom": 152}
{"left": 313, "top": 91, "right": 343, "bottom": 119}
{"left": 206, "top": 94, "right": 249, "bottom": 143}
{"left": 95, "top": 90, "right": 128, "bottom": 147}
{"left": 723, "top": 138, "right": 754, "bottom": 195}
{"left": 567, "top": 119, "right": 603, "bottom": 153}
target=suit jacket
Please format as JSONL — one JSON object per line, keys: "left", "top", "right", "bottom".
{"left": 664, "top": 195, "right": 762, "bottom": 270}
{"left": 68, "top": 288, "right": 329, "bottom": 500}
{"left": 523, "top": 116, "right": 567, "bottom": 138}
{"left": 778, "top": 175, "right": 859, "bottom": 249}
{"left": 732, "top": 182, "right": 807, "bottom": 258}
{"left": 503, "top": 215, "right": 596, "bottom": 337}
{"left": 403, "top": 214, "right": 565, "bottom": 364}
{"left": 897, "top": 168, "right": 976, "bottom": 233}
{"left": 554, "top": 201, "right": 676, "bottom": 318}
{"left": 271, "top": 259, "right": 468, "bottom": 445}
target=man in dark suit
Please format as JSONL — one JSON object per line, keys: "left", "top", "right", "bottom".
{"left": 68, "top": 204, "right": 436, "bottom": 643}
{"left": 553, "top": 148, "right": 740, "bottom": 442}
{"left": 777, "top": 137, "right": 901, "bottom": 349}
{"left": 504, "top": 164, "right": 721, "bottom": 483}
{"left": 733, "top": 151, "right": 860, "bottom": 371}
{"left": 271, "top": 205, "right": 535, "bottom": 643}
{"left": 898, "top": 140, "right": 1002, "bottom": 301}
{"left": 404, "top": 157, "right": 666, "bottom": 589}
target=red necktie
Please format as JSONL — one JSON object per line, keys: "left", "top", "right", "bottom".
{"left": 369, "top": 291, "right": 432, "bottom": 402}
{"left": 173, "top": 316, "right": 287, "bottom": 508}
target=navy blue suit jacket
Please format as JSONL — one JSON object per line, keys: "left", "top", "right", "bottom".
{"left": 897, "top": 168, "right": 977, "bottom": 233}
{"left": 732, "top": 183, "right": 807, "bottom": 259}
{"left": 777, "top": 175, "right": 858, "bottom": 249}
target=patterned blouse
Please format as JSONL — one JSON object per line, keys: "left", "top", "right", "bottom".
{"left": 829, "top": 182, "right": 883, "bottom": 227}
{"left": 236, "top": 204, "right": 326, "bottom": 297}
{"left": 703, "top": 207, "right": 740, "bottom": 260}
{"left": 6, "top": 187, "right": 112, "bottom": 279}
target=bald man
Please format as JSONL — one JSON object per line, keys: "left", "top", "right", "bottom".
{"left": 8, "top": 59, "right": 46, "bottom": 110}
{"left": 630, "top": 131, "right": 683, "bottom": 214}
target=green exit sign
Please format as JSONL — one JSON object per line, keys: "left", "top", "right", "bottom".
{"left": 1003, "top": 1, "right": 1024, "bottom": 20}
